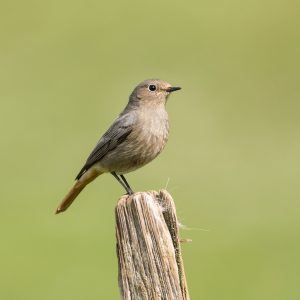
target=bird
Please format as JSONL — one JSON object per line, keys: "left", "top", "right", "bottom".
{"left": 55, "top": 79, "right": 181, "bottom": 214}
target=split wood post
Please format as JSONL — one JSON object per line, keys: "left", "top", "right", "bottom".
{"left": 115, "top": 190, "right": 190, "bottom": 300}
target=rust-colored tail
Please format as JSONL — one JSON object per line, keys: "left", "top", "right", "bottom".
{"left": 56, "top": 168, "right": 100, "bottom": 214}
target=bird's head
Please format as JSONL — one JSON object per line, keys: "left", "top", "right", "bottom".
{"left": 129, "top": 79, "right": 181, "bottom": 106}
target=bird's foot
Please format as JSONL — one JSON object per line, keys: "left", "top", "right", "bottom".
{"left": 127, "top": 188, "right": 134, "bottom": 195}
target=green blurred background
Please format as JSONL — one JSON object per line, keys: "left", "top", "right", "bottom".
{"left": 1, "top": 0, "right": 299, "bottom": 299}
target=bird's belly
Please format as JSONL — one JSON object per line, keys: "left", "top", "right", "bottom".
{"left": 98, "top": 126, "right": 169, "bottom": 174}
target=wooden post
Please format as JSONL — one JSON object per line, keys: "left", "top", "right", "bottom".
{"left": 115, "top": 190, "right": 190, "bottom": 300}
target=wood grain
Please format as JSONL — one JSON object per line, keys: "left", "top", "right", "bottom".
{"left": 115, "top": 190, "right": 189, "bottom": 300}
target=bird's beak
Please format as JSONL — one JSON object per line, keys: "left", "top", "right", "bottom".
{"left": 166, "top": 86, "right": 181, "bottom": 93}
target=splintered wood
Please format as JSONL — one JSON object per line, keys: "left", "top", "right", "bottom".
{"left": 115, "top": 190, "right": 189, "bottom": 300}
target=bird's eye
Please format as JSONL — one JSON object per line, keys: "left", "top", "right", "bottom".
{"left": 148, "top": 85, "right": 156, "bottom": 92}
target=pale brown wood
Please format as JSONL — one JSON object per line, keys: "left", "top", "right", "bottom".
{"left": 115, "top": 190, "right": 190, "bottom": 300}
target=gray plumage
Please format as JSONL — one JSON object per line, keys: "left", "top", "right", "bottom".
{"left": 76, "top": 113, "right": 135, "bottom": 179}
{"left": 56, "top": 79, "right": 181, "bottom": 214}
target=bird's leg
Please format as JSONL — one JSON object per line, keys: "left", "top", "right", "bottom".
{"left": 111, "top": 172, "right": 133, "bottom": 195}
{"left": 120, "top": 174, "right": 134, "bottom": 195}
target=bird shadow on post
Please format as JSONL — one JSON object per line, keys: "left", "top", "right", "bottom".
{"left": 115, "top": 190, "right": 190, "bottom": 300}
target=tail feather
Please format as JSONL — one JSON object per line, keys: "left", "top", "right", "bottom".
{"left": 56, "top": 168, "right": 100, "bottom": 214}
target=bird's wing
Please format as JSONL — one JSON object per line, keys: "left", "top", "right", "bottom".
{"left": 75, "top": 112, "right": 136, "bottom": 180}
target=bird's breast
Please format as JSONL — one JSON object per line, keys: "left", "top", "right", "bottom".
{"left": 98, "top": 107, "right": 170, "bottom": 174}
{"left": 133, "top": 109, "right": 169, "bottom": 154}
{"left": 120, "top": 108, "right": 169, "bottom": 170}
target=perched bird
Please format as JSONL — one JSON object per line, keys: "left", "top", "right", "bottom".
{"left": 56, "top": 79, "right": 181, "bottom": 214}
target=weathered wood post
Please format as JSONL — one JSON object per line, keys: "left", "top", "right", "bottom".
{"left": 115, "top": 190, "right": 190, "bottom": 300}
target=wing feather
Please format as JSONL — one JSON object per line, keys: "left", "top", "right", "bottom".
{"left": 75, "top": 112, "right": 136, "bottom": 180}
